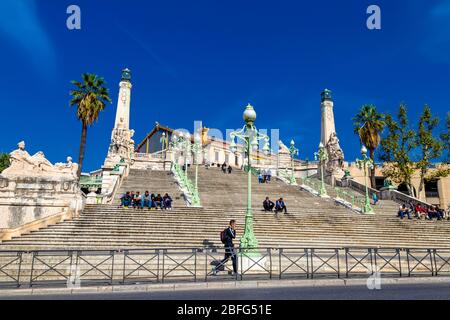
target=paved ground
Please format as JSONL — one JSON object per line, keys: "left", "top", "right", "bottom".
{"left": 2, "top": 282, "right": 450, "bottom": 300}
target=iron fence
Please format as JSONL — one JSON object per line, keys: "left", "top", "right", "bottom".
{"left": 0, "top": 247, "right": 450, "bottom": 289}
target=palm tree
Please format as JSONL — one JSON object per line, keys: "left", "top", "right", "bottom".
{"left": 70, "top": 73, "right": 112, "bottom": 177}
{"left": 353, "top": 104, "right": 386, "bottom": 188}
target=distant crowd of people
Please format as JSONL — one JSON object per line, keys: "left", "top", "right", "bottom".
{"left": 263, "top": 197, "right": 288, "bottom": 214}
{"left": 120, "top": 191, "right": 173, "bottom": 210}
{"left": 397, "top": 202, "right": 448, "bottom": 221}
{"left": 258, "top": 169, "right": 272, "bottom": 184}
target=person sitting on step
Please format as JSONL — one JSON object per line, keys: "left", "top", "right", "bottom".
{"left": 415, "top": 203, "right": 427, "bottom": 219}
{"left": 163, "top": 193, "right": 173, "bottom": 210}
{"left": 263, "top": 197, "right": 275, "bottom": 212}
{"left": 149, "top": 193, "right": 156, "bottom": 209}
{"left": 428, "top": 205, "right": 443, "bottom": 220}
{"left": 141, "top": 191, "right": 152, "bottom": 210}
{"left": 227, "top": 165, "right": 232, "bottom": 174}
{"left": 129, "top": 191, "right": 135, "bottom": 208}
{"left": 120, "top": 191, "right": 132, "bottom": 208}
{"left": 275, "top": 198, "right": 287, "bottom": 214}
{"left": 398, "top": 204, "right": 412, "bottom": 220}
{"left": 132, "top": 191, "right": 142, "bottom": 209}
{"left": 154, "top": 194, "right": 163, "bottom": 209}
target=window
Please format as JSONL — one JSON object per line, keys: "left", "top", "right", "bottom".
{"left": 425, "top": 180, "right": 439, "bottom": 198}
{"left": 215, "top": 151, "right": 219, "bottom": 162}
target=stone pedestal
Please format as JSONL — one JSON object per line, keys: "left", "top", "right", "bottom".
{"left": 239, "top": 255, "right": 269, "bottom": 273}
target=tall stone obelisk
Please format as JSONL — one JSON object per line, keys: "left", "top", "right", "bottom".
{"left": 320, "top": 89, "right": 345, "bottom": 178}
{"left": 104, "top": 68, "right": 135, "bottom": 166}
{"left": 320, "top": 89, "right": 336, "bottom": 146}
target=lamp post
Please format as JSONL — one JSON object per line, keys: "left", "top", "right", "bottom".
{"left": 288, "top": 139, "right": 299, "bottom": 185}
{"left": 356, "top": 145, "right": 374, "bottom": 214}
{"left": 314, "top": 142, "right": 328, "bottom": 197}
{"left": 230, "top": 104, "right": 270, "bottom": 253}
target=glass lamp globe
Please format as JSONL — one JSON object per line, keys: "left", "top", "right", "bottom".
{"left": 243, "top": 104, "right": 257, "bottom": 123}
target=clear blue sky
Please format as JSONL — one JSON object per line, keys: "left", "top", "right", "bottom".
{"left": 0, "top": 0, "right": 449, "bottom": 171}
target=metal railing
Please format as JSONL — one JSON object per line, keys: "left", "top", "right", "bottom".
{"left": 347, "top": 179, "right": 380, "bottom": 198}
{"left": 171, "top": 163, "right": 201, "bottom": 206}
{"left": 334, "top": 188, "right": 365, "bottom": 211}
{"left": 302, "top": 177, "right": 321, "bottom": 192}
{"left": 1, "top": 246, "right": 450, "bottom": 289}
{"left": 243, "top": 165, "right": 260, "bottom": 176}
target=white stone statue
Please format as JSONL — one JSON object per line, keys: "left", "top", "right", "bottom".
{"left": 4, "top": 141, "right": 36, "bottom": 173}
{"left": 326, "top": 132, "right": 345, "bottom": 171}
{"left": 55, "top": 156, "right": 79, "bottom": 178}
{"left": 2, "top": 141, "right": 78, "bottom": 179}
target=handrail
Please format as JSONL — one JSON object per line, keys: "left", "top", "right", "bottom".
{"left": 347, "top": 179, "right": 380, "bottom": 197}
{"left": 390, "top": 190, "right": 432, "bottom": 207}
{"left": 171, "top": 163, "right": 201, "bottom": 207}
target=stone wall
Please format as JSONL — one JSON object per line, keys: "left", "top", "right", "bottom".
{"left": 0, "top": 175, "right": 84, "bottom": 240}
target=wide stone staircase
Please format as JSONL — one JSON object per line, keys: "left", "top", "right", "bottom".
{"left": 2, "top": 167, "right": 450, "bottom": 250}
{"left": 114, "top": 169, "right": 185, "bottom": 207}
{"left": 302, "top": 176, "right": 400, "bottom": 217}
{"left": 1, "top": 167, "right": 450, "bottom": 286}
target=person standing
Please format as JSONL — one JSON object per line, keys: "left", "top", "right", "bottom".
{"left": 214, "top": 220, "right": 238, "bottom": 276}
{"left": 372, "top": 192, "right": 379, "bottom": 205}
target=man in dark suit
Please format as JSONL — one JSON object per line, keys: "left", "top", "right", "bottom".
{"left": 214, "top": 220, "right": 238, "bottom": 275}
{"left": 263, "top": 197, "right": 275, "bottom": 212}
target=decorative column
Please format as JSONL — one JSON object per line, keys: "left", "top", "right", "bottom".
{"left": 102, "top": 69, "right": 135, "bottom": 195}
{"left": 320, "top": 89, "right": 345, "bottom": 181}
{"left": 105, "top": 68, "right": 135, "bottom": 165}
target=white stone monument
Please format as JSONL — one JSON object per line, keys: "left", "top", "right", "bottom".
{"left": 104, "top": 68, "right": 135, "bottom": 167}
{"left": 320, "top": 89, "right": 345, "bottom": 181}
{"left": 101, "top": 69, "right": 136, "bottom": 194}
{"left": 0, "top": 141, "right": 84, "bottom": 240}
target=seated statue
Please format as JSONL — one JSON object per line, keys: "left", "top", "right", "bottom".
{"left": 31, "top": 151, "right": 54, "bottom": 172}
{"left": 55, "top": 156, "right": 79, "bottom": 178}
{"left": 2, "top": 141, "right": 36, "bottom": 175}
{"left": 2, "top": 141, "right": 78, "bottom": 179}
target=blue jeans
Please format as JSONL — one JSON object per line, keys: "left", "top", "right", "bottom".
{"left": 141, "top": 199, "right": 152, "bottom": 209}
{"left": 121, "top": 198, "right": 131, "bottom": 207}
{"left": 400, "top": 210, "right": 411, "bottom": 219}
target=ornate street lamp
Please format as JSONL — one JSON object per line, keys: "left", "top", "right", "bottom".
{"left": 288, "top": 139, "right": 299, "bottom": 185}
{"left": 230, "top": 104, "right": 270, "bottom": 253}
{"left": 356, "top": 145, "right": 374, "bottom": 214}
{"left": 314, "top": 142, "right": 328, "bottom": 197}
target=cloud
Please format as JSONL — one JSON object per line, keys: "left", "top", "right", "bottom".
{"left": 0, "top": 0, "right": 56, "bottom": 72}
